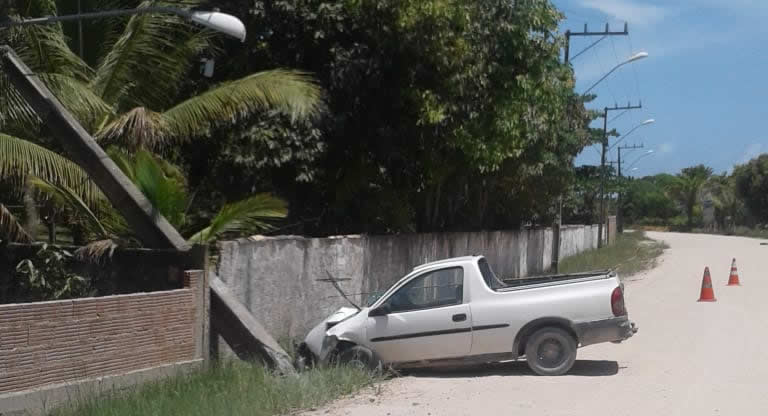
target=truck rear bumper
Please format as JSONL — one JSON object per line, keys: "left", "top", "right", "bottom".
{"left": 574, "top": 317, "right": 637, "bottom": 347}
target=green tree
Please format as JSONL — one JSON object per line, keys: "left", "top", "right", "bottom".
{"left": 667, "top": 165, "right": 713, "bottom": 229}
{"left": 732, "top": 154, "right": 768, "bottom": 224}
{"left": 204, "top": 0, "right": 593, "bottom": 234}
{"left": 31, "top": 150, "right": 288, "bottom": 245}
{"left": 0, "top": 0, "right": 323, "bottom": 243}
{"left": 621, "top": 174, "right": 680, "bottom": 226}
{"left": 707, "top": 173, "right": 745, "bottom": 231}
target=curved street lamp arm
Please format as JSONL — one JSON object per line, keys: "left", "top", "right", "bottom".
{"left": 1, "top": 7, "right": 246, "bottom": 41}
{"left": 627, "top": 152, "right": 654, "bottom": 170}
{"left": 583, "top": 62, "right": 624, "bottom": 95}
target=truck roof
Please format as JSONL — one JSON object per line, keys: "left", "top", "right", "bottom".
{"left": 411, "top": 255, "right": 481, "bottom": 272}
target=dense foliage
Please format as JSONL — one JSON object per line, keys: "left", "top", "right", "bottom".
{"left": 732, "top": 154, "right": 768, "bottom": 224}
{"left": 618, "top": 157, "right": 768, "bottom": 231}
{"left": 189, "top": 0, "right": 595, "bottom": 235}
{"left": 1, "top": 0, "right": 597, "bottom": 245}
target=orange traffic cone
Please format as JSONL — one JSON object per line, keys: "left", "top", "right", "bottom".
{"left": 698, "top": 267, "right": 717, "bottom": 302}
{"left": 727, "top": 258, "right": 741, "bottom": 286}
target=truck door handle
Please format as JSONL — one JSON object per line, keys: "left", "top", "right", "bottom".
{"left": 452, "top": 313, "right": 467, "bottom": 322}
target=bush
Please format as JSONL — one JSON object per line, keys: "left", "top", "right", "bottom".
{"left": 7, "top": 244, "right": 95, "bottom": 302}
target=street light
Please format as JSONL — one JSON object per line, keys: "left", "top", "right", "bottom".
{"left": 0, "top": 7, "right": 247, "bottom": 41}
{"left": 628, "top": 150, "right": 654, "bottom": 170}
{"left": 610, "top": 119, "right": 655, "bottom": 150}
{"left": 0, "top": 7, "right": 248, "bottom": 250}
{"left": 584, "top": 51, "right": 648, "bottom": 95}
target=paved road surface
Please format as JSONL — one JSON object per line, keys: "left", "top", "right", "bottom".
{"left": 303, "top": 232, "right": 768, "bottom": 416}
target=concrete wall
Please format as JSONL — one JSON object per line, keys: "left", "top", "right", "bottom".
{"left": 607, "top": 216, "right": 617, "bottom": 245}
{"left": 0, "top": 270, "right": 208, "bottom": 415}
{"left": 213, "top": 226, "right": 600, "bottom": 341}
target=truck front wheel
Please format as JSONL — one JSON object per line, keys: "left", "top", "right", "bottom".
{"left": 338, "top": 345, "right": 380, "bottom": 371}
{"left": 525, "top": 327, "right": 577, "bottom": 376}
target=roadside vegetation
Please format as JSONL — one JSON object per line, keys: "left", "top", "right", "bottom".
{"left": 51, "top": 362, "right": 378, "bottom": 416}
{"left": 559, "top": 231, "right": 667, "bottom": 277}
{"left": 619, "top": 156, "right": 768, "bottom": 234}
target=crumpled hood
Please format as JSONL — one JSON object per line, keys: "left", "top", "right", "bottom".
{"left": 304, "top": 307, "right": 362, "bottom": 358}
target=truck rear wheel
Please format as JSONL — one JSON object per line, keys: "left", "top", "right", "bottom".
{"left": 525, "top": 327, "right": 577, "bottom": 376}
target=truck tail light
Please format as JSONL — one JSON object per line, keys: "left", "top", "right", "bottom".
{"left": 611, "top": 286, "right": 626, "bottom": 316}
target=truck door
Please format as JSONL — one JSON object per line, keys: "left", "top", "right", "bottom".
{"left": 365, "top": 266, "right": 472, "bottom": 363}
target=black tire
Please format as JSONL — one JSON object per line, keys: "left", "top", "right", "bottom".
{"left": 338, "top": 345, "right": 379, "bottom": 371}
{"left": 524, "top": 327, "right": 577, "bottom": 376}
{"left": 295, "top": 343, "right": 315, "bottom": 371}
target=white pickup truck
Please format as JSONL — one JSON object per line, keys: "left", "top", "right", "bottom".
{"left": 300, "top": 256, "right": 637, "bottom": 376}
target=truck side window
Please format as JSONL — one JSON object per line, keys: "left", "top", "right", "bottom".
{"left": 386, "top": 267, "right": 464, "bottom": 313}
{"left": 478, "top": 258, "right": 505, "bottom": 290}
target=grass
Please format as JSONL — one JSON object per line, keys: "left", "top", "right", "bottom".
{"left": 559, "top": 231, "right": 668, "bottom": 277}
{"left": 50, "top": 362, "right": 379, "bottom": 416}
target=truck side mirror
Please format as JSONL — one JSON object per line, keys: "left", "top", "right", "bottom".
{"left": 369, "top": 305, "right": 391, "bottom": 317}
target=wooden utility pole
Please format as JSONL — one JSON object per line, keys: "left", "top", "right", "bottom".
{"left": 598, "top": 102, "right": 641, "bottom": 247}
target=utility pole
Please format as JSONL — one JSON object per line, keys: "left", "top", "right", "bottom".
{"left": 564, "top": 22, "right": 628, "bottom": 63}
{"left": 551, "top": 22, "right": 631, "bottom": 273}
{"left": 617, "top": 143, "right": 644, "bottom": 233}
{"left": 598, "top": 102, "right": 641, "bottom": 247}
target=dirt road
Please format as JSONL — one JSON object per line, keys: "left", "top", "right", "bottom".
{"left": 303, "top": 232, "right": 768, "bottom": 416}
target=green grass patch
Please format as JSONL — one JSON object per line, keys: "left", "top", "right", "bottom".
{"left": 559, "top": 231, "right": 668, "bottom": 277}
{"left": 51, "top": 362, "right": 379, "bottom": 416}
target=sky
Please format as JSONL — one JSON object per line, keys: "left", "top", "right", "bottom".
{"left": 553, "top": 0, "right": 768, "bottom": 177}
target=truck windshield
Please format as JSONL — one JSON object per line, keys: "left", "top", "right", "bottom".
{"left": 478, "top": 258, "right": 505, "bottom": 290}
{"left": 366, "top": 292, "right": 384, "bottom": 307}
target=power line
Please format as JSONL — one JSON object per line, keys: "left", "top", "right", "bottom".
{"left": 590, "top": 43, "right": 620, "bottom": 105}
{"left": 628, "top": 33, "right": 642, "bottom": 101}
{"left": 609, "top": 36, "right": 632, "bottom": 106}
{"left": 570, "top": 35, "right": 606, "bottom": 61}
{"left": 608, "top": 109, "right": 628, "bottom": 124}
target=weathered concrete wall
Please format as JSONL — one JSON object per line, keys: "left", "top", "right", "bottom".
{"left": 214, "top": 226, "right": 600, "bottom": 341}
{"left": 214, "top": 236, "right": 367, "bottom": 343}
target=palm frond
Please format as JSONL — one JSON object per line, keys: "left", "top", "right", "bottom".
{"left": 97, "top": 106, "right": 170, "bottom": 150}
{"left": 0, "top": 74, "right": 41, "bottom": 135}
{"left": 127, "top": 150, "right": 188, "bottom": 228}
{"left": 91, "top": 1, "right": 213, "bottom": 111}
{"left": 187, "top": 194, "right": 288, "bottom": 244}
{"left": 28, "top": 176, "right": 111, "bottom": 239}
{"left": 0, "top": 203, "right": 33, "bottom": 243}
{"left": 163, "top": 70, "right": 326, "bottom": 142}
{"left": 75, "top": 239, "right": 119, "bottom": 264}
{"left": 39, "top": 73, "right": 113, "bottom": 132}
{"left": 9, "top": 17, "right": 93, "bottom": 81}
{"left": 0, "top": 133, "right": 103, "bottom": 206}
{"left": 0, "top": 72, "right": 110, "bottom": 137}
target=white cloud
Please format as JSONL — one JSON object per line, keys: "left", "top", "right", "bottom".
{"left": 739, "top": 143, "right": 763, "bottom": 164}
{"left": 579, "top": 0, "right": 668, "bottom": 26}
{"left": 659, "top": 142, "right": 675, "bottom": 154}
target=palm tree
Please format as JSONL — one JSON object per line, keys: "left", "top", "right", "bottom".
{"left": 31, "top": 150, "right": 287, "bottom": 245}
{"left": 707, "top": 174, "right": 744, "bottom": 232}
{"left": 667, "top": 165, "right": 713, "bottom": 229}
{"left": 0, "top": 0, "right": 324, "bottom": 243}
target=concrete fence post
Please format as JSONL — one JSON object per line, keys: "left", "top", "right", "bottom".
{"left": 551, "top": 223, "right": 561, "bottom": 273}
{"left": 184, "top": 269, "right": 210, "bottom": 363}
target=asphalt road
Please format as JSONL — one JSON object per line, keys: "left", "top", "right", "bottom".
{"left": 303, "top": 232, "right": 768, "bottom": 416}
